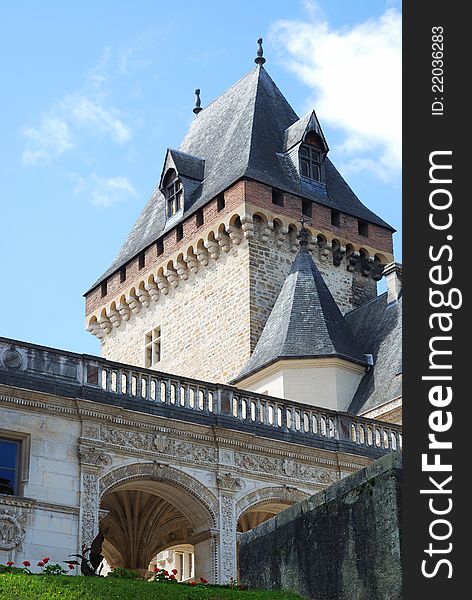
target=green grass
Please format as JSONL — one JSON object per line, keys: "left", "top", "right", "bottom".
{"left": 0, "top": 575, "right": 303, "bottom": 600}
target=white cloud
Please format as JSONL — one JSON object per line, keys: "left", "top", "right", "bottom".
{"left": 60, "top": 94, "right": 131, "bottom": 143}
{"left": 270, "top": 4, "right": 401, "bottom": 180}
{"left": 22, "top": 116, "right": 74, "bottom": 165}
{"left": 73, "top": 173, "right": 138, "bottom": 208}
{"left": 21, "top": 94, "right": 131, "bottom": 165}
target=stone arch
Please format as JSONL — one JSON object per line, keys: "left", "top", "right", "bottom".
{"left": 99, "top": 463, "right": 218, "bottom": 527}
{"left": 235, "top": 486, "right": 310, "bottom": 523}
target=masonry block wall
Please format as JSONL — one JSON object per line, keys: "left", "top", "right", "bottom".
{"left": 239, "top": 453, "right": 402, "bottom": 600}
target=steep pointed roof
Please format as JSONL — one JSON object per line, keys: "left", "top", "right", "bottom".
{"left": 87, "top": 64, "right": 393, "bottom": 292}
{"left": 232, "top": 240, "right": 368, "bottom": 383}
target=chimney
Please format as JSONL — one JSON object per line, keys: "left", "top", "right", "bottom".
{"left": 383, "top": 262, "right": 402, "bottom": 303}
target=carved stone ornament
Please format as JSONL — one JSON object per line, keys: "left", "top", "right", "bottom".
{"left": 78, "top": 445, "right": 112, "bottom": 468}
{"left": 153, "top": 434, "right": 169, "bottom": 453}
{"left": 0, "top": 510, "right": 27, "bottom": 551}
{"left": 216, "top": 472, "right": 243, "bottom": 491}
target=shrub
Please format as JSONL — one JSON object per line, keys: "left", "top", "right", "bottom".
{"left": 107, "top": 566, "right": 141, "bottom": 579}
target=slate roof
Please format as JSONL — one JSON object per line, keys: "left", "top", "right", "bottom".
{"left": 87, "top": 64, "right": 394, "bottom": 293}
{"left": 344, "top": 292, "right": 402, "bottom": 415}
{"left": 232, "top": 245, "right": 368, "bottom": 383}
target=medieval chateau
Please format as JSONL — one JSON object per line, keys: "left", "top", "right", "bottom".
{"left": 0, "top": 41, "right": 402, "bottom": 586}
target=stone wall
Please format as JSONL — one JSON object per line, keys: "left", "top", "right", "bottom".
{"left": 239, "top": 453, "right": 402, "bottom": 600}
{"left": 100, "top": 242, "right": 251, "bottom": 383}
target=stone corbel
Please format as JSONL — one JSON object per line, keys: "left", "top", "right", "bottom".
{"left": 136, "top": 287, "right": 151, "bottom": 308}
{"left": 126, "top": 291, "right": 141, "bottom": 314}
{"left": 97, "top": 313, "right": 112, "bottom": 334}
{"left": 184, "top": 249, "right": 199, "bottom": 273}
{"left": 240, "top": 214, "right": 254, "bottom": 239}
{"left": 164, "top": 266, "right": 179, "bottom": 288}
{"left": 320, "top": 241, "right": 332, "bottom": 260}
{"left": 275, "top": 225, "right": 288, "bottom": 247}
{"left": 117, "top": 299, "right": 131, "bottom": 321}
{"left": 87, "top": 321, "right": 105, "bottom": 340}
{"left": 175, "top": 258, "right": 189, "bottom": 280}
{"left": 260, "top": 221, "right": 274, "bottom": 244}
{"left": 155, "top": 274, "right": 170, "bottom": 295}
{"left": 347, "top": 251, "right": 360, "bottom": 272}
{"left": 333, "top": 245, "right": 345, "bottom": 267}
{"left": 204, "top": 238, "right": 220, "bottom": 260}
{"left": 227, "top": 225, "right": 243, "bottom": 245}
{"left": 215, "top": 229, "right": 231, "bottom": 252}
{"left": 196, "top": 246, "right": 209, "bottom": 266}
{"left": 145, "top": 278, "right": 160, "bottom": 302}
{"left": 107, "top": 307, "right": 121, "bottom": 328}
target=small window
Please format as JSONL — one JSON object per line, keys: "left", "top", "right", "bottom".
{"left": 300, "top": 145, "right": 322, "bottom": 181}
{"left": 100, "top": 280, "right": 107, "bottom": 298}
{"left": 217, "top": 194, "right": 225, "bottom": 212}
{"left": 0, "top": 438, "right": 20, "bottom": 496}
{"left": 272, "top": 189, "right": 284, "bottom": 207}
{"left": 145, "top": 328, "right": 161, "bottom": 367}
{"left": 331, "top": 210, "right": 340, "bottom": 227}
{"left": 358, "top": 220, "right": 369, "bottom": 237}
{"left": 138, "top": 252, "right": 145, "bottom": 270}
{"left": 120, "top": 266, "right": 126, "bottom": 283}
{"left": 166, "top": 180, "right": 183, "bottom": 217}
{"left": 302, "top": 199, "right": 312, "bottom": 218}
{"left": 176, "top": 224, "right": 184, "bottom": 241}
{"left": 156, "top": 239, "right": 164, "bottom": 256}
{"left": 196, "top": 209, "right": 204, "bottom": 227}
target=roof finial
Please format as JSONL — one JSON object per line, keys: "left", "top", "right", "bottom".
{"left": 193, "top": 88, "right": 202, "bottom": 115}
{"left": 254, "top": 37, "right": 266, "bottom": 65}
{"left": 297, "top": 221, "right": 310, "bottom": 251}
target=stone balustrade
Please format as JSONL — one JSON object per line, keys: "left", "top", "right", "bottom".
{"left": 0, "top": 337, "right": 402, "bottom": 457}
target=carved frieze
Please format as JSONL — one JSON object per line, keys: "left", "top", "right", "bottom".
{"left": 99, "top": 426, "right": 217, "bottom": 464}
{"left": 216, "top": 472, "right": 243, "bottom": 491}
{"left": 235, "top": 452, "right": 338, "bottom": 485}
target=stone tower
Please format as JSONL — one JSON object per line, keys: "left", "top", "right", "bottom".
{"left": 84, "top": 54, "right": 394, "bottom": 384}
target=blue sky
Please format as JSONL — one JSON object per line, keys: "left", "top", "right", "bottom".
{"left": 0, "top": 0, "right": 401, "bottom": 356}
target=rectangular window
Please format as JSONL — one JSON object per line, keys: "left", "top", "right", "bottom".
{"left": 358, "top": 220, "right": 369, "bottom": 237}
{"left": 331, "top": 210, "right": 341, "bottom": 227}
{"left": 196, "top": 209, "right": 204, "bottom": 227}
{"left": 145, "top": 328, "right": 161, "bottom": 367}
{"left": 100, "top": 280, "right": 107, "bottom": 298}
{"left": 120, "top": 266, "right": 126, "bottom": 283}
{"left": 302, "top": 199, "right": 312, "bottom": 218}
{"left": 0, "top": 438, "right": 20, "bottom": 496}
{"left": 176, "top": 224, "right": 184, "bottom": 241}
{"left": 156, "top": 239, "right": 164, "bottom": 256}
{"left": 272, "top": 189, "right": 284, "bottom": 207}
{"left": 217, "top": 194, "right": 225, "bottom": 212}
{"left": 138, "top": 252, "right": 145, "bottom": 269}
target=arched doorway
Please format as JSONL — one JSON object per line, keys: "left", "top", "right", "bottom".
{"left": 98, "top": 464, "right": 218, "bottom": 581}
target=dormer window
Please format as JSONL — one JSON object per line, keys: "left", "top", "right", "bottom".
{"left": 163, "top": 169, "right": 183, "bottom": 218}
{"left": 300, "top": 131, "right": 325, "bottom": 182}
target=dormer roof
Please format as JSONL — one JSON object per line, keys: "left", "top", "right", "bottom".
{"left": 283, "top": 110, "right": 328, "bottom": 153}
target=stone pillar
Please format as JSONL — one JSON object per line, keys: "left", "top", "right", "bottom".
{"left": 193, "top": 531, "right": 217, "bottom": 583}
{"left": 77, "top": 445, "right": 111, "bottom": 550}
{"left": 216, "top": 472, "right": 243, "bottom": 584}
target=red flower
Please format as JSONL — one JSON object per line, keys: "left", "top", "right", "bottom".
{"left": 68, "top": 564, "right": 75, "bottom": 570}
{"left": 172, "top": 568, "right": 178, "bottom": 574}
{"left": 170, "top": 574, "right": 176, "bottom": 580}
{"left": 191, "top": 581, "right": 197, "bottom": 586}
{"left": 153, "top": 566, "right": 159, "bottom": 572}
{"left": 163, "top": 570, "right": 168, "bottom": 575}
{"left": 37, "top": 561, "right": 44, "bottom": 567}
{"left": 6, "top": 561, "right": 14, "bottom": 566}
{"left": 42, "top": 557, "right": 50, "bottom": 564}
{"left": 22, "top": 561, "right": 30, "bottom": 567}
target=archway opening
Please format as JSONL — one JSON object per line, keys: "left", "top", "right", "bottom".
{"left": 99, "top": 475, "right": 215, "bottom": 581}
